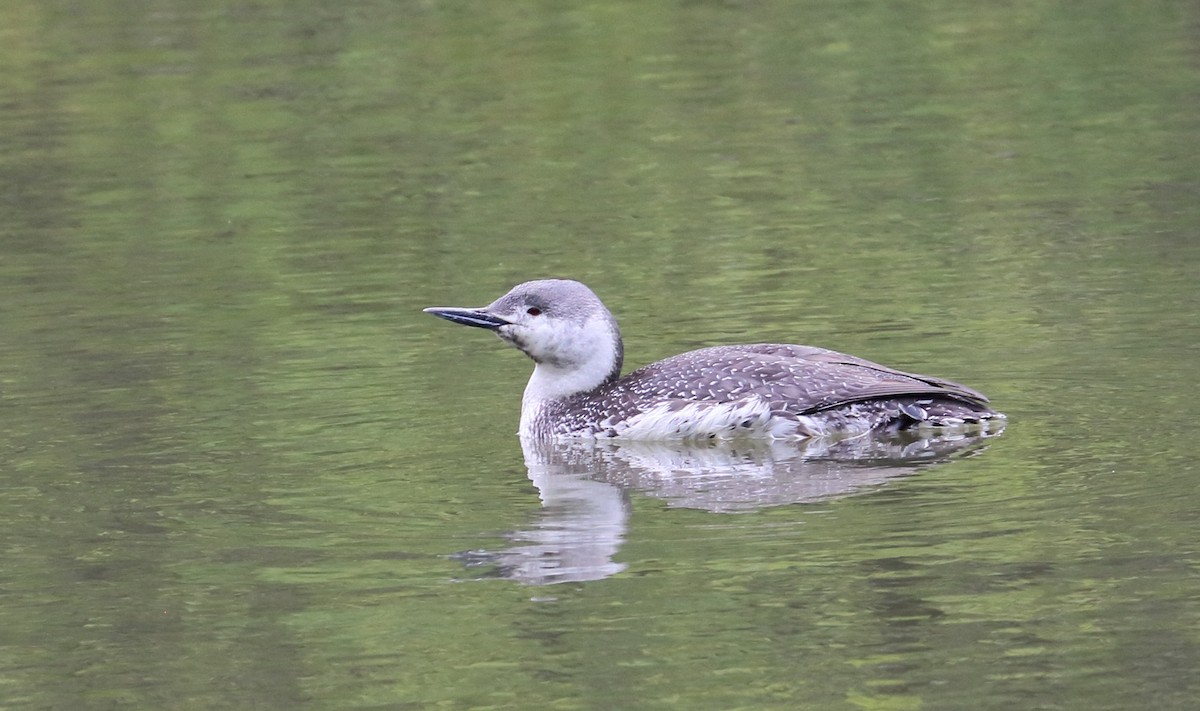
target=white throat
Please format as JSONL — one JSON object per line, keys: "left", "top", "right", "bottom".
{"left": 518, "top": 313, "right": 620, "bottom": 435}
{"left": 523, "top": 359, "right": 611, "bottom": 404}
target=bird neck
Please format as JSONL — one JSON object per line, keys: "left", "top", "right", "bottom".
{"left": 522, "top": 336, "right": 622, "bottom": 405}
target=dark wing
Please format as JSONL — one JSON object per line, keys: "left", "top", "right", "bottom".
{"left": 614, "top": 344, "right": 990, "bottom": 416}
{"left": 735, "top": 344, "right": 990, "bottom": 407}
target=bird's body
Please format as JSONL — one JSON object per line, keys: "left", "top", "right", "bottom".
{"left": 425, "top": 280, "right": 1002, "bottom": 440}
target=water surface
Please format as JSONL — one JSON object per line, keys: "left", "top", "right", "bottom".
{"left": 1, "top": 1, "right": 1198, "bottom": 709}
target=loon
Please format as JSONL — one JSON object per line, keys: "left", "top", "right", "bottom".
{"left": 424, "top": 279, "right": 1003, "bottom": 440}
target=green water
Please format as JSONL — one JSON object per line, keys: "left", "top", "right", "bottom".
{"left": 2, "top": 1, "right": 1198, "bottom": 709}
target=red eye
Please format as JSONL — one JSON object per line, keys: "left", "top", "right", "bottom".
{"left": 526, "top": 307, "right": 542, "bottom": 316}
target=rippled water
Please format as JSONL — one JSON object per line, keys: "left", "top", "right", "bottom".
{"left": 2, "top": 1, "right": 1198, "bottom": 709}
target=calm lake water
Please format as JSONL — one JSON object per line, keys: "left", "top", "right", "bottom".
{"left": 2, "top": 1, "right": 1198, "bottom": 709}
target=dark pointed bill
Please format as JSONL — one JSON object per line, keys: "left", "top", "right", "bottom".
{"left": 423, "top": 307, "right": 511, "bottom": 330}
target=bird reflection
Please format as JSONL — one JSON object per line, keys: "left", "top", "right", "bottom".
{"left": 453, "top": 428, "right": 1001, "bottom": 585}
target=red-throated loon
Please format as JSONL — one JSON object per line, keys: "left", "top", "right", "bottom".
{"left": 424, "top": 279, "right": 1003, "bottom": 440}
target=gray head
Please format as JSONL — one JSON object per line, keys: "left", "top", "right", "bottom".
{"left": 425, "top": 279, "right": 624, "bottom": 396}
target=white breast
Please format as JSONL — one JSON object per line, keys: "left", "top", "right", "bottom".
{"left": 602, "top": 398, "right": 829, "bottom": 441}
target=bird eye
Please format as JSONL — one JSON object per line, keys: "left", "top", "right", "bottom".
{"left": 526, "top": 307, "right": 542, "bottom": 316}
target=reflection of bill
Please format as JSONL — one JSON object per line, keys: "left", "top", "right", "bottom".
{"left": 452, "top": 428, "right": 1001, "bottom": 586}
